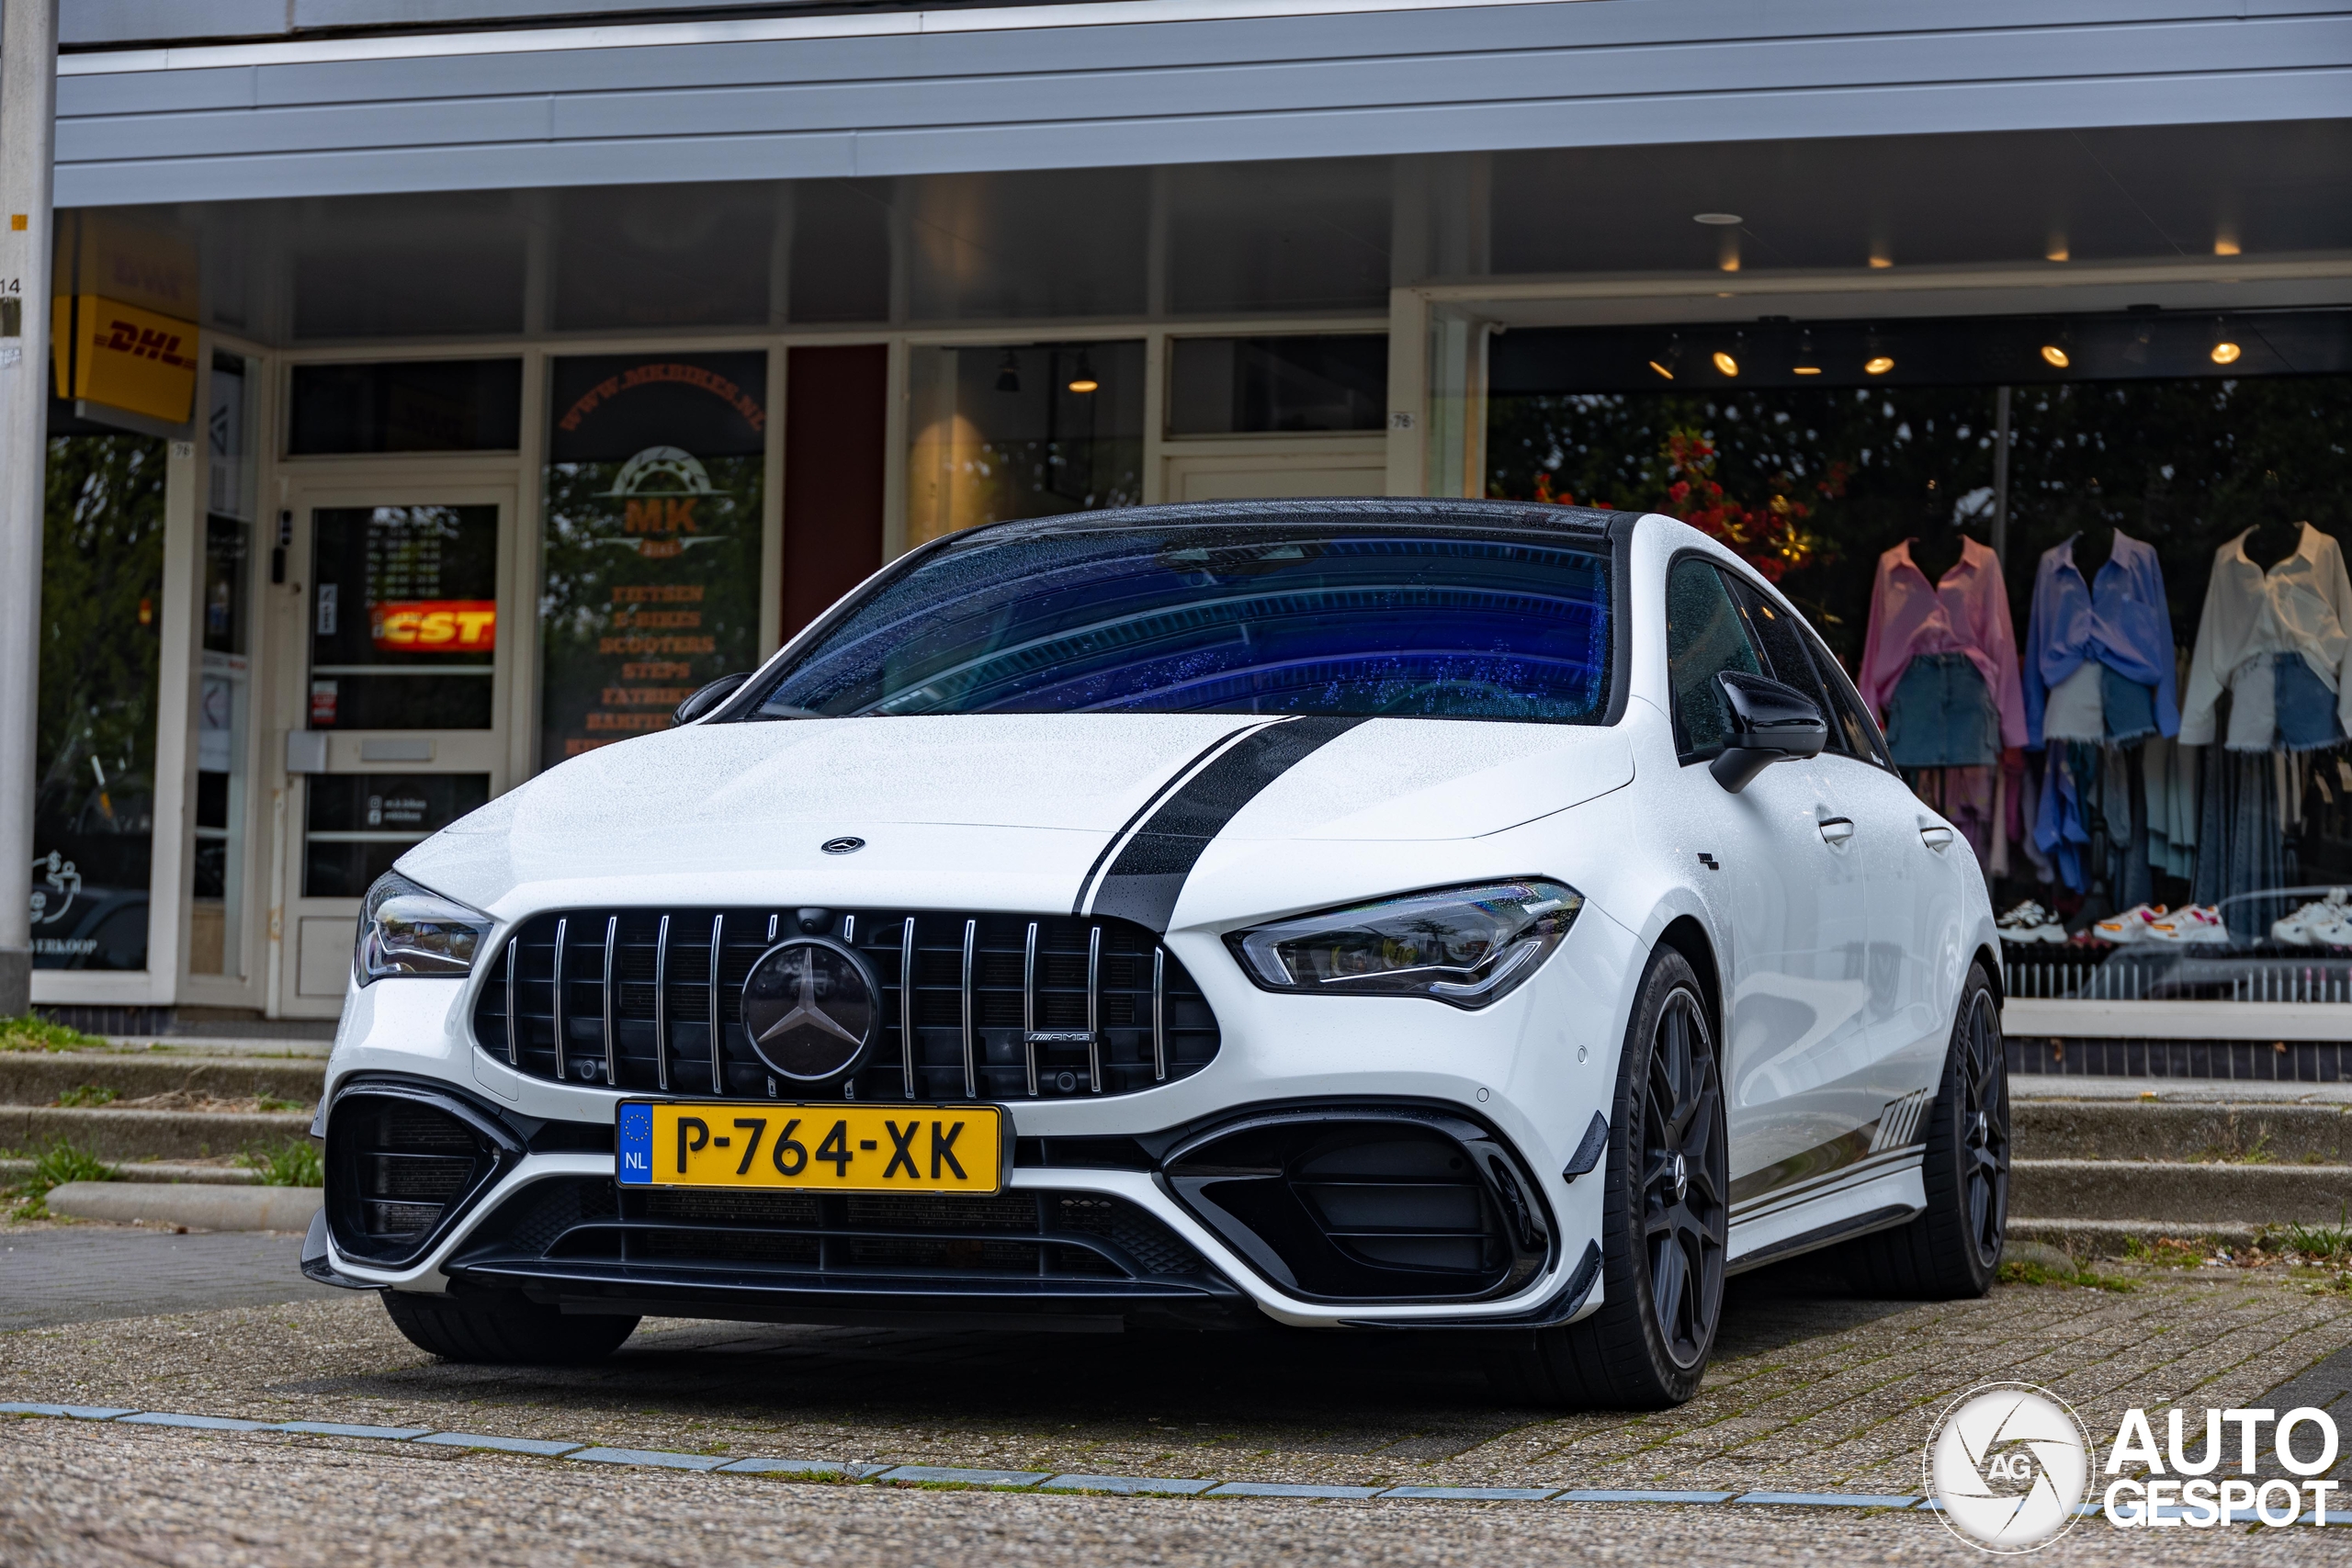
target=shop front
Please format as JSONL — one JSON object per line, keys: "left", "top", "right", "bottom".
{"left": 23, "top": 0, "right": 2352, "bottom": 1063}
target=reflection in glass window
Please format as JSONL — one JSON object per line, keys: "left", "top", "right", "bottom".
{"left": 195, "top": 352, "right": 257, "bottom": 977}
{"left": 1168, "top": 335, "right": 1388, "bottom": 435}
{"left": 309, "top": 506, "right": 500, "bottom": 730}
{"left": 302, "top": 773, "right": 491, "bottom": 898}
{"left": 906, "top": 342, "right": 1144, "bottom": 548}
{"left": 34, "top": 433, "right": 166, "bottom": 971}
{"left": 1664, "top": 558, "right": 1759, "bottom": 757}
{"left": 752, "top": 518, "right": 1612, "bottom": 723}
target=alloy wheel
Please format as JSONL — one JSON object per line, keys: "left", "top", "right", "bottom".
{"left": 1642, "top": 987, "right": 1726, "bottom": 1369}
{"left": 1958, "top": 988, "right": 2010, "bottom": 1267}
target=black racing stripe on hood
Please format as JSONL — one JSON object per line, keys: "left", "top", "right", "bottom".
{"left": 1080, "top": 716, "right": 1364, "bottom": 931}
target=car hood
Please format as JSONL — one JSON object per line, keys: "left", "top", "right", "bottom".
{"left": 398, "top": 715, "right": 1634, "bottom": 920}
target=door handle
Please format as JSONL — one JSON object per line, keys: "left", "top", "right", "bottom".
{"left": 1817, "top": 817, "right": 1856, "bottom": 846}
{"left": 1921, "top": 824, "right": 1954, "bottom": 852}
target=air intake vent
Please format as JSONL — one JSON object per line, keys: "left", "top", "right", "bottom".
{"left": 324, "top": 1087, "right": 513, "bottom": 1266}
{"left": 469, "top": 908, "right": 1220, "bottom": 1102}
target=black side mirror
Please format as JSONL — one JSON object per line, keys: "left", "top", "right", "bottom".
{"left": 1709, "top": 671, "right": 1828, "bottom": 793}
{"left": 673, "top": 672, "right": 752, "bottom": 727}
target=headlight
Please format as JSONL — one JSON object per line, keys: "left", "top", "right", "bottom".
{"left": 356, "top": 871, "right": 494, "bottom": 985}
{"left": 1227, "top": 879, "right": 1582, "bottom": 1010}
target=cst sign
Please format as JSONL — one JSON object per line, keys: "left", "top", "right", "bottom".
{"left": 370, "top": 599, "right": 497, "bottom": 651}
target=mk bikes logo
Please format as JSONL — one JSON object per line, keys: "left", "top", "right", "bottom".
{"left": 1925, "top": 1383, "right": 2340, "bottom": 1551}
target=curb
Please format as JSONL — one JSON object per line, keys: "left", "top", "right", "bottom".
{"left": 2007, "top": 1217, "right": 2264, "bottom": 1253}
{"left": 44, "top": 1180, "right": 322, "bottom": 1232}
{"left": 0, "top": 1158, "right": 259, "bottom": 1187}
{"left": 0, "top": 1053, "right": 325, "bottom": 1107}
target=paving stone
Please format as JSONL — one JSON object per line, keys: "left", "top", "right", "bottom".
{"left": 1380, "top": 1484, "right": 1555, "bottom": 1499}
{"left": 1206, "top": 1483, "right": 1385, "bottom": 1499}
{"left": 276, "top": 1421, "right": 432, "bottom": 1440}
{"left": 116, "top": 1412, "right": 273, "bottom": 1432}
{"left": 568, "top": 1446, "right": 731, "bottom": 1471}
{"left": 1557, "top": 1489, "right": 1737, "bottom": 1503}
{"left": 1039, "top": 1474, "right": 1218, "bottom": 1496}
{"left": 1735, "top": 1491, "right": 1920, "bottom": 1507}
{"left": 879, "top": 1464, "right": 1050, "bottom": 1487}
{"left": 413, "top": 1432, "right": 583, "bottom": 1457}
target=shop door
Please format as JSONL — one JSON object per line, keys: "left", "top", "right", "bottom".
{"left": 1160, "top": 442, "right": 1386, "bottom": 502}
{"left": 277, "top": 488, "right": 514, "bottom": 1018}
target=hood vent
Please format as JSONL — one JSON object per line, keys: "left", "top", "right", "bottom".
{"left": 470, "top": 908, "right": 1220, "bottom": 1103}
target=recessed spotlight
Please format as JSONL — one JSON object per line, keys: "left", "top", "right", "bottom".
{"left": 2045, "top": 244, "right": 2070, "bottom": 263}
{"left": 1066, "top": 350, "right": 1099, "bottom": 394}
{"left": 1648, "top": 360, "right": 1676, "bottom": 379}
{"left": 1713, "top": 351, "right": 1740, "bottom": 377}
{"left": 2214, "top": 234, "right": 2242, "bottom": 257}
{"left": 2211, "top": 340, "right": 2242, "bottom": 365}
{"left": 1693, "top": 213, "right": 1743, "bottom": 226}
{"left": 1864, "top": 356, "right": 1894, "bottom": 376}
{"left": 1793, "top": 367, "right": 1823, "bottom": 376}
{"left": 2041, "top": 344, "right": 2070, "bottom": 367}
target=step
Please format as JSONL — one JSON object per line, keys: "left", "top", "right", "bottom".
{"left": 0, "top": 1052, "right": 323, "bottom": 1109}
{"left": 98, "top": 1034, "right": 333, "bottom": 1059}
{"left": 44, "top": 1180, "right": 322, "bottom": 1233}
{"left": 0, "top": 1106, "right": 312, "bottom": 1163}
{"left": 0, "top": 1157, "right": 258, "bottom": 1186}
{"left": 2008, "top": 1157, "right": 2352, "bottom": 1226}
{"left": 2012, "top": 1100, "right": 2348, "bottom": 1164}
{"left": 2007, "top": 1218, "right": 2266, "bottom": 1253}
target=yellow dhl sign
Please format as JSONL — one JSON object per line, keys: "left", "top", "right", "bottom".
{"left": 51, "top": 295, "right": 198, "bottom": 424}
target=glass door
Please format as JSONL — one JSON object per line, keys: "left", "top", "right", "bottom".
{"left": 277, "top": 486, "right": 515, "bottom": 1016}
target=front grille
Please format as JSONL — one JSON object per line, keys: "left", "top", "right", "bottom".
{"left": 325, "top": 1089, "right": 509, "bottom": 1266}
{"left": 470, "top": 908, "right": 1220, "bottom": 1102}
{"left": 456, "top": 1176, "right": 1210, "bottom": 1286}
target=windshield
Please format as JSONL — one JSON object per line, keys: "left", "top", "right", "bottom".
{"left": 746, "top": 520, "right": 1615, "bottom": 723}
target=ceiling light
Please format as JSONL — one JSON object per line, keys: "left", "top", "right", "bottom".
{"left": 1713, "top": 351, "right": 1739, "bottom": 377}
{"left": 1066, "top": 350, "right": 1099, "bottom": 394}
{"left": 1793, "top": 367, "right": 1822, "bottom": 376}
{"left": 1648, "top": 360, "right": 1676, "bottom": 379}
{"left": 2211, "top": 339, "right": 2242, "bottom": 365}
{"left": 994, "top": 351, "right": 1020, "bottom": 393}
{"left": 2041, "top": 344, "right": 2070, "bottom": 367}
{"left": 1792, "top": 329, "right": 1821, "bottom": 375}
{"left": 1868, "top": 254, "right": 1894, "bottom": 270}
{"left": 1864, "top": 355, "right": 1894, "bottom": 376}
{"left": 2045, "top": 243, "right": 2070, "bottom": 263}
{"left": 1693, "top": 213, "right": 1743, "bottom": 226}
{"left": 2214, "top": 233, "right": 2242, "bottom": 257}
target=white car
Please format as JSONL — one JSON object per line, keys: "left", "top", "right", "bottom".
{"left": 307, "top": 500, "right": 2008, "bottom": 1408}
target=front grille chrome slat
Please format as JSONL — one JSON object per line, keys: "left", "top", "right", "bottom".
{"left": 473, "top": 907, "right": 1220, "bottom": 1104}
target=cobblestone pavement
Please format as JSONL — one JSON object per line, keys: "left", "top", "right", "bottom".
{"left": 2, "top": 1245, "right": 2348, "bottom": 1562}
{"left": 0, "top": 1224, "right": 339, "bottom": 1331}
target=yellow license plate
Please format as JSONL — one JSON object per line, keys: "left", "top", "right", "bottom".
{"left": 616, "top": 1100, "right": 1005, "bottom": 1195}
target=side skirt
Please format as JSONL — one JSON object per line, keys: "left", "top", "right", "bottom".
{"left": 1724, "top": 1162, "right": 1926, "bottom": 1276}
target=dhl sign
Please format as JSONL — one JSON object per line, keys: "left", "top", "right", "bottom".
{"left": 370, "top": 600, "right": 497, "bottom": 652}
{"left": 51, "top": 294, "right": 198, "bottom": 424}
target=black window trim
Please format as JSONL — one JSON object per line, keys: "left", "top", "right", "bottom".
{"left": 1711, "top": 554, "right": 1896, "bottom": 773}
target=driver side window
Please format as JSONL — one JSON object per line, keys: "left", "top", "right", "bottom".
{"left": 1664, "top": 558, "right": 1760, "bottom": 758}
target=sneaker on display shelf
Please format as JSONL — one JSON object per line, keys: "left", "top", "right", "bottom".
{"left": 2090, "top": 904, "right": 2167, "bottom": 944}
{"left": 1996, "top": 901, "right": 2067, "bottom": 943}
{"left": 2145, "top": 906, "right": 2230, "bottom": 945}
{"left": 2271, "top": 889, "right": 2350, "bottom": 946}
{"left": 2303, "top": 912, "right": 2352, "bottom": 949}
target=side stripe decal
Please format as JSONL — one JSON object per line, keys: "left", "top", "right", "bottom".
{"left": 1076, "top": 716, "right": 1364, "bottom": 931}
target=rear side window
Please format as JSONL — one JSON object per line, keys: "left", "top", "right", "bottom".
{"left": 1800, "top": 624, "right": 1891, "bottom": 766}
{"left": 1664, "top": 558, "right": 1759, "bottom": 757}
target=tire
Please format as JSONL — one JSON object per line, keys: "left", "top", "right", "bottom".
{"left": 1841, "top": 964, "right": 2009, "bottom": 1300}
{"left": 380, "top": 1288, "right": 639, "bottom": 1365}
{"left": 1505, "top": 946, "right": 1728, "bottom": 1409}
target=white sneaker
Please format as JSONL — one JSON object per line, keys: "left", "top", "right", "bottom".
{"left": 2304, "top": 913, "right": 2352, "bottom": 948}
{"left": 2091, "top": 904, "right": 2166, "bottom": 944}
{"left": 2271, "top": 889, "right": 2350, "bottom": 945}
{"left": 2145, "top": 906, "right": 2230, "bottom": 945}
{"left": 1997, "top": 901, "right": 2066, "bottom": 942}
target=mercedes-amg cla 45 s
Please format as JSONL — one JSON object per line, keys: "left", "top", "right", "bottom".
{"left": 305, "top": 499, "right": 2007, "bottom": 1407}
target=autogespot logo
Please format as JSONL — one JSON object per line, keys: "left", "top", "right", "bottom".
{"left": 1926, "top": 1383, "right": 2092, "bottom": 1552}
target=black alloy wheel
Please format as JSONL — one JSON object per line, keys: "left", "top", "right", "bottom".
{"left": 1843, "top": 963, "right": 2009, "bottom": 1300}
{"left": 1642, "top": 987, "right": 1728, "bottom": 1370}
{"left": 1507, "top": 946, "right": 1728, "bottom": 1409}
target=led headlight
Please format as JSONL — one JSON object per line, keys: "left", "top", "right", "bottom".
{"left": 356, "top": 871, "right": 494, "bottom": 985}
{"left": 1227, "top": 879, "right": 1582, "bottom": 1010}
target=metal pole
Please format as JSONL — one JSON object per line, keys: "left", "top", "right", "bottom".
{"left": 0, "top": 0, "right": 58, "bottom": 1017}
{"left": 1990, "top": 385, "right": 2012, "bottom": 566}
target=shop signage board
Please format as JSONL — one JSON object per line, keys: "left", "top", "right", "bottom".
{"left": 540, "top": 353, "right": 767, "bottom": 769}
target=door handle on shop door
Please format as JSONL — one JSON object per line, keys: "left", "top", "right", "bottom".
{"left": 1817, "top": 817, "right": 1856, "bottom": 845}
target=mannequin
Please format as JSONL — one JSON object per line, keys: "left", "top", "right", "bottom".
{"left": 1907, "top": 530, "right": 1979, "bottom": 583}
{"left": 2245, "top": 471, "right": 2305, "bottom": 571}
{"left": 2073, "top": 524, "right": 2115, "bottom": 581}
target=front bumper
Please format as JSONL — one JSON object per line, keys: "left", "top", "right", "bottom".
{"left": 315, "top": 904, "right": 1641, "bottom": 1329}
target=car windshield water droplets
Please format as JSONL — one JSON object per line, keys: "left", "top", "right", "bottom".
{"left": 748, "top": 519, "right": 1611, "bottom": 723}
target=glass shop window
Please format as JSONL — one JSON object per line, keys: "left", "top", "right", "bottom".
{"left": 1167, "top": 335, "right": 1389, "bottom": 436}
{"left": 287, "top": 360, "right": 523, "bottom": 455}
{"left": 193, "top": 352, "right": 258, "bottom": 977}
{"left": 308, "top": 506, "right": 500, "bottom": 731}
{"left": 33, "top": 431, "right": 167, "bottom": 971}
{"left": 302, "top": 773, "right": 491, "bottom": 899}
{"left": 906, "top": 341, "right": 1144, "bottom": 548}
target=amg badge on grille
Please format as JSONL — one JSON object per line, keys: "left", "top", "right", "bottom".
{"left": 741, "top": 938, "right": 880, "bottom": 1082}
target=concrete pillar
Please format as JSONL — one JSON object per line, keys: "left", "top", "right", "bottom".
{"left": 0, "top": 0, "right": 59, "bottom": 1017}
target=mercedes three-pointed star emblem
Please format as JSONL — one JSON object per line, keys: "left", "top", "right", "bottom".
{"left": 739, "top": 938, "right": 879, "bottom": 1083}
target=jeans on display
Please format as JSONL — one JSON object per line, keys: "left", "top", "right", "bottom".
{"left": 2100, "top": 665, "right": 2160, "bottom": 745}
{"left": 1887, "top": 653, "right": 2002, "bottom": 768}
{"left": 2271, "top": 652, "right": 2347, "bottom": 752}
{"left": 2193, "top": 743, "right": 2285, "bottom": 941}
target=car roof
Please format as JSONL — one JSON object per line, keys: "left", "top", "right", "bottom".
{"left": 951, "top": 497, "right": 1634, "bottom": 545}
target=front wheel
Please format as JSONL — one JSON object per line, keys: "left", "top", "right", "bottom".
{"left": 1504, "top": 946, "right": 1727, "bottom": 1409}
{"left": 1841, "top": 964, "right": 2009, "bottom": 1299}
